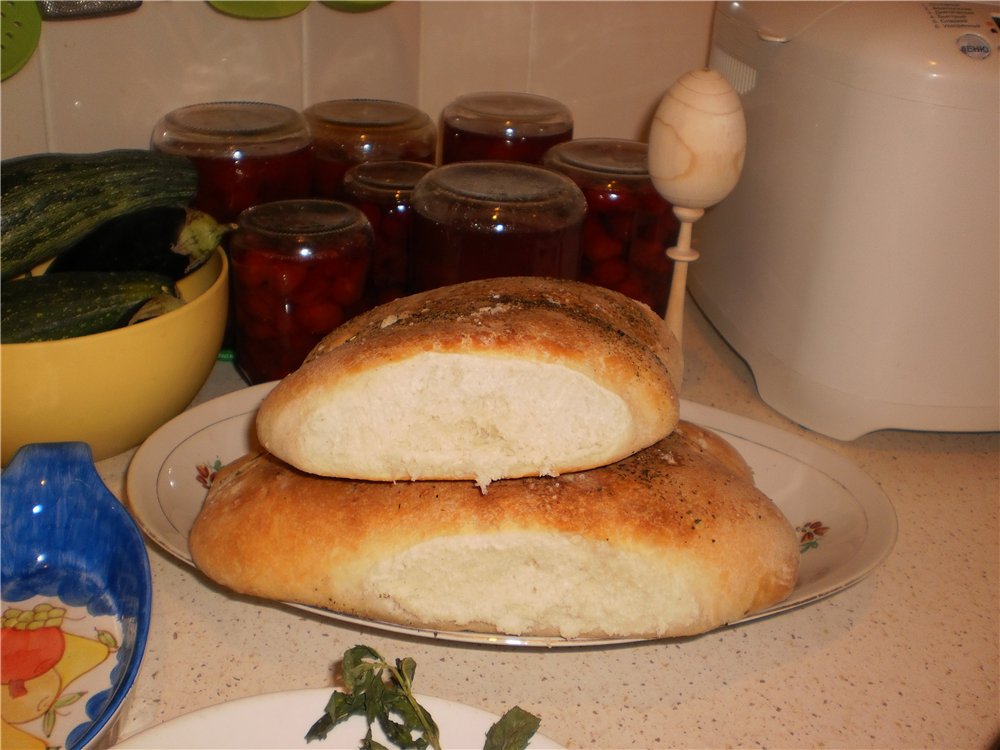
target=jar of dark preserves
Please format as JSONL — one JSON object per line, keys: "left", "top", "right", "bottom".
{"left": 342, "top": 160, "right": 434, "bottom": 307}
{"left": 304, "top": 99, "right": 436, "bottom": 199}
{"left": 229, "top": 200, "right": 373, "bottom": 383}
{"left": 151, "top": 101, "right": 313, "bottom": 223}
{"left": 544, "top": 138, "right": 678, "bottom": 314}
{"left": 408, "top": 161, "right": 585, "bottom": 293}
{"left": 440, "top": 91, "right": 573, "bottom": 164}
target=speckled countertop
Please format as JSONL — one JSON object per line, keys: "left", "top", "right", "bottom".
{"left": 98, "top": 297, "right": 999, "bottom": 750}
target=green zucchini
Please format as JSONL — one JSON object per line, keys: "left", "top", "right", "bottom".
{"left": 0, "top": 271, "right": 177, "bottom": 343}
{"left": 45, "top": 206, "right": 230, "bottom": 280}
{"left": 1, "top": 149, "right": 198, "bottom": 280}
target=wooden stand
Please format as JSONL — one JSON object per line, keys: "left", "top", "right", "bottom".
{"left": 663, "top": 206, "right": 704, "bottom": 344}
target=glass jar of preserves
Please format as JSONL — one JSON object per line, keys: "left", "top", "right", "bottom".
{"left": 229, "top": 200, "right": 373, "bottom": 384}
{"left": 304, "top": 99, "right": 437, "bottom": 199}
{"left": 151, "top": 101, "right": 313, "bottom": 223}
{"left": 342, "top": 160, "right": 434, "bottom": 307}
{"left": 440, "top": 91, "right": 573, "bottom": 165}
{"left": 543, "top": 138, "right": 679, "bottom": 315}
{"left": 408, "top": 161, "right": 586, "bottom": 293}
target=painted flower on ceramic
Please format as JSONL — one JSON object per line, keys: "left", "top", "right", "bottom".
{"left": 797, "top": 521, "right": 830, "bottom": 553}
{"left": 196, "top": 458, "right": 224, "bottom": 489}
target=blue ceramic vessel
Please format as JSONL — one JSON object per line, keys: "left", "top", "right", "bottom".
{"left": 1, "top": 442, "right": 152, "bottom": 749}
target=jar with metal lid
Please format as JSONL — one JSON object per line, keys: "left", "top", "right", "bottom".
{"left": 342, "top": 160, "right": 434, "bottom": 306}
{"left": 408, "top": 161, "right": 586, "bottom": 293}
{"left": 304, "top": 99, "right": 437, "bottom": 199}
{"left": 440, "top": 91, "right": 573, "bottom": 165}
{"left": 543, "top": 138, "right": 679, "bottom": 315}
{"left": 228, "top": 200, "right": 373, "bottom": 384}
{"left": 151, "top": 101, "right": 313, "bottom": 223}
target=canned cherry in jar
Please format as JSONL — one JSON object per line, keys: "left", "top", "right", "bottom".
{"left": 342, "top": 160, "right": 434, "bottom": 306}
{"left": 408, "top": 161, "right": 586, "bottom": 293}
{"left": 440, "top": 91, "right": 573, "bottom": 164}
{"left": 543, "top": 138, "right": 679, "bottom": 315}
{"left": 151, "top": 101, "right": 313, "bottom": 223}
{"left": 304, "top": 99, "right": 437, "bottom": 199}
{"left": 229, "top": 200, "right": 373, "bottom": 384}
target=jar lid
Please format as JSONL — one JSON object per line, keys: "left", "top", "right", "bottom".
{"left": 412, "top": 161, "right": 586, "bottom": 230}
{"left": 344, "top": 160, "right": 435, "bottom": 194}
{"left": 305, "top": 99, "right": 434, "bottom": 134}
{"left": 442, "top": 91, "right": 573, "bottom": 137}
{"left": 151, "top": 101, "right": 310, "bottom": 157}
{"left": 544, "top": 138, "right": 649, "bottom": 177}
{"left": 239, "top": 199, "right": 368, "bottom": 237}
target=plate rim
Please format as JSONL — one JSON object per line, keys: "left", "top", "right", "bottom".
{"left": 125, "top": 384, "right": 898, "bottom": 648}
{"left": 113, "top": 688, "right": 565, "bottom": 749}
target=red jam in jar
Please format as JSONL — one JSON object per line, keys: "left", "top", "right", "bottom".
{"left": 408, "top": 161, "right": 586, "bottom": 293}
{"left": 304, "top": 99, "right": 437, "bottom": 199}
{"left": 342, "top": 160, "right": 434, "bottom": 307}
{"left": 440, "top": 91, "right": 573, "bottom": 165}
{"left": 229, "top": 200, "right": 373, "bottom": 384}
{"left": 543, "top": 138, "right": 679, "bottom": 314}
{"left": 151, "top": 101, "right": 313, "bottom": 223}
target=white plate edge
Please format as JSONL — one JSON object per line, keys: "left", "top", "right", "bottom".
{"left": 113, "top": 688, "right": 565, "bottom": 749}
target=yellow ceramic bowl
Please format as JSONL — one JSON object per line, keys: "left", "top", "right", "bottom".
{"left": 1, "top": 249, "right": 229, "bottom": 465}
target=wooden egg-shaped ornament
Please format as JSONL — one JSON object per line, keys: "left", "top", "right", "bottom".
{"left": 648, "top": 68, "right": 746, "bottom": 210}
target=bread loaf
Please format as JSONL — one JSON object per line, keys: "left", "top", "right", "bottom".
{"left": 189, "top": 421, "right": 799, "bottom": 640}
{"left": 256, "top": 277, "right": 683, "bottom": 487}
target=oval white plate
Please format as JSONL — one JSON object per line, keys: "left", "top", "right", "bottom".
{"left": 114, "top": 689, "right": 563, "bottom": 749}
{"left": 126, "top": 383, "right": 898, "bottom": 647}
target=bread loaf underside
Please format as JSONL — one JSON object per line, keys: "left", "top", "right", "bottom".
{"left": 255, "top": 277, "right": 684, "bottom": 487}
{"left": 190, "top": 422, "right": 800, "bottom": 640}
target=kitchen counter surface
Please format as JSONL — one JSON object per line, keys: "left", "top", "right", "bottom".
{"left": 100, "top": 297, "right": 999, "bottom": 749}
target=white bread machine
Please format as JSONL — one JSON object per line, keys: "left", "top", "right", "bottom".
{"left": 692, "top": 2, "right": 999, "bottom": 439}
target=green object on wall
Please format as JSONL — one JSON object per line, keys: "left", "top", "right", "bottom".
{"left": 321, "top": 1, "right": 391, "bottom": 12}
{"left": 1, "top": 0, "right": 42, "bottom": 81}
{"left": 208, "top": 1, "right": 310, "bottom": 19}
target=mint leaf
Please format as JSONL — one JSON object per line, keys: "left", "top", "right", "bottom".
{"left": 361, "top": 734, "right": 393, "bottom": 750}
{"left": 397, "top": 656, "right": 417, "bottom": 687}
{"left": 306, "top": 646, "right": 442, "bottom": 750}
{"left": 343, "top": 644, "right": 382, "bottom": 690}
{"left": 484, "top": 706, "right": 542, "bottom": 750}
{"left": 305, "top": 690, "right": 361, "bottom": 741}
{"left": 306, "top": 646, "right": 541, "bottom": 750}
{"left": 305, "top": 711, "right": 335, "bottom": 742}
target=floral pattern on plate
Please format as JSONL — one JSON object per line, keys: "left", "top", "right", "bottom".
{"left": 196, "top": 458, "right": 224, "bottom": 489}
{"left": 797, "top": 521, "right": 831, "bottom": 553}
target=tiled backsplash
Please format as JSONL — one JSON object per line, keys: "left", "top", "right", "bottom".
{"left": 0, "top": 1, "right": 712, "bottom": 159}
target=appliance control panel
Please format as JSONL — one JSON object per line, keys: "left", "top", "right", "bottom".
{"left": 920, "top": 2, "right": 998, "bottom": 59}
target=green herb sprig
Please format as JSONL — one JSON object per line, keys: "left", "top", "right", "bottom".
{"left": 305, "top": 645, "right": 541, "bottom": 750}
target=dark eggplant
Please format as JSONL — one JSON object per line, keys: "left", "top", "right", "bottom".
{"left": 45, "top": 206, "right": 230, "bottom": 280}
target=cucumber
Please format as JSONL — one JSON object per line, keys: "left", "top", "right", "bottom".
{"left": 45, "top": 206, "right": 230, "bottom": 280}
{"left": 0, "top": 149, "right": 198, "bottom": 280}
{"left": 0, "top": 271, "right": 177, "bottom": 343}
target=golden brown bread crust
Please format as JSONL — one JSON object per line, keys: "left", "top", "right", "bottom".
{"left": 255, "top": 277, "right": 683, "bottom": 483}
{"left": 673, "top": 420, "right": 753, "bottom": 480}
{"left": 189, "top": 421, "right": 799, "bottom": 640}
{"left": 305, "top": 276, "right": 681, "bottom": 377}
